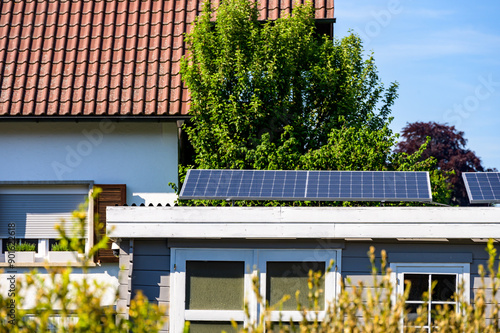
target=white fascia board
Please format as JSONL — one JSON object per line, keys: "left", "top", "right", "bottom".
{"left": 107, "top": 206, "right": 500, "bottom": 239}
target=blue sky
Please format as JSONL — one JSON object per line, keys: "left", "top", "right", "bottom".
{"left": 334, "top": 0, "right": 500, "bottom": 170}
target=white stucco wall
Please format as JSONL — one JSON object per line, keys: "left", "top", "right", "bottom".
{"left": 0, "top": 121, "right": 178, "bottom": 205}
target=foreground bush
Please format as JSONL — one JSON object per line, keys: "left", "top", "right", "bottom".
{"left": 223, "top": 242, "right": 500, "bottom": 333}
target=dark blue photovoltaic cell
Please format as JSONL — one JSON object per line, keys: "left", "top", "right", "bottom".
{"left": 180, "top": 170, "right": 432, "bottom": 202}
{"left": 180, "top": 169, "right": 198, "bottom": 197}
{"left": 463, "top": 172, "right": 500, "bottom": 204}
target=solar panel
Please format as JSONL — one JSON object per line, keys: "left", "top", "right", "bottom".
{"left": 463, "top": 172, "right": 500, "bottom": 204}
{"left": 179, "top": 170, "right": 432, "bottom": 202}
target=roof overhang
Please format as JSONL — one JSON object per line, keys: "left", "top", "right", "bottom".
{"left": 107, "top": 206, "right": 500, "bottom": 240}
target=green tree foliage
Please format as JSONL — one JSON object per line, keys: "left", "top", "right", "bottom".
{"left": 181, "top": 0, "right": 400, "bottom": 171}
{"left": 180, "top": 0, "right": 450, "bottom": 204}
{"left": 0, "top": 190, "right": 164, "bottom": 332}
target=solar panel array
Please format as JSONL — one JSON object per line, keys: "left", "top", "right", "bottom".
{"left": 463, "top": 172, "right": 500, "bottom": 204}
{"left": 179, "top": 169, "right": 432, "bottom": 202}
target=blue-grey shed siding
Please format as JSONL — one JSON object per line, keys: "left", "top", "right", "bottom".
{"left": 342, "top": 241, "right": 500, "bottom": 316}
{"left": 125, "top": 239, "right": 500, "bottom": 332}
{"left": 118, "top": 239, "right": 170, "bottom": 332}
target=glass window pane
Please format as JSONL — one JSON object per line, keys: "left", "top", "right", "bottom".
{"left": 266, "top": 261, "right": 325, "bottom": 311}
{"left": 404, "top": 274, "right": 429, "bottom": 301}
{"left": 188, "top": 321, "right": 241, "bottom": 333}
{"left": 186, "top": 261, "right": 244, "bottom": 310}
{"left": 2, "top": 239, "right": 38, "bottom": 253}
{"left": 405, "top": 303, "right": 428, "bottom": 325}
{"left": 269, "top": 322, "right": 300, "bottom": 333}
{"left": 432, "top": 274, "right": 456, "bottom": 301}
{"left": 431, "top": 303, "right": 456, "bottom": 323}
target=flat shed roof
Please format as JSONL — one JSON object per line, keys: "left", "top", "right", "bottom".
{"left": 107, "top": 206, "right": 500, "bottom": 240}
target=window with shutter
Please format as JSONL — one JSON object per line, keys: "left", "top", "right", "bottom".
{"left": 0, "top": 184, "right": 90, "bottom": 263}
{"left": 93, "top": 184, "right": 126, "bottom": 263}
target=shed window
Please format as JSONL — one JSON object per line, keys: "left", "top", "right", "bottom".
{"left": 390, "top": 263, "right": 470, "bottom": 333}
{"left": 186, "top": 261, "right": 245, "bottom": 310}
{"left": 266, "top": 261, "right": 326, "bottom": 310}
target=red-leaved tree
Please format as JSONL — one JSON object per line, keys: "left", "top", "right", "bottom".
{"left": 396, "top": 122, "right": 494, "bottom": 206}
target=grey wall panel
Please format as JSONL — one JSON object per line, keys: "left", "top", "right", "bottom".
{"left": 158, "top": 301, "right": 169, "bottom": 308}
{"left": 117, "top": 239, "right": 131, "bottom": 316}
{"left": 119, "top": 240, "right": 130, "bottom": 256}
{"left": 343, "top": 242, "right": 494, "bottom": 259}
{"left": 132, "top": 285, "right": 169, "bottom": 302}
{"left": 158, "top": 313, "right": 169, "bottom": 333}
{"left": 133, "top": 255, "right": 171, "bottom": 271}
{"left": 484, "top": 303, "right": 500, "bottom": 317}
{"left": 389, "top": 252, "right": 473, "bottom": 263}
{"left": 472, "top": 276, "right": 500, "bottom": 290}
{"left": 343, "top": 275, "right": 384, "bottom": 288}
{"left": 116, "top": 299, "right": 128, "bottom": 313}
{"left": 471, "top": 289, "right": 500, "bottom": 303}
{"left": 341, "top": 257, "right": 380, "bottom": 273}
{"left": 119, "top": 254, "right": 130, "bottom": 267}
{"left": 343, "top": 242, "right": 498, "bottom": 271}
{"left": 167, "top": 238, "right": 345, "bottom": 249}
{"left": 471, "top": 260, "right": 496, "bottom": 276}
{"left": 118, "top": 285, "right": 129, "bottom": 299}
{"left": 343, "top": 286, "right": 388, "bottom": 299}
{"left": 134, "top": 239, "right": 169, "bottom": 255}
{"left": 132, "top": 270, "right": 169, "bottom": 287}
{"left": 129, "top": 238, "right": 171, "bottom": 330}
{"left": 118, "top": 269, "right": 129, "bottom": 285}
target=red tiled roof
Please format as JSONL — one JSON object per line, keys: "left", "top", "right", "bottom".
{"left": 0, "top": 0, "right": 334, "bottom": 119}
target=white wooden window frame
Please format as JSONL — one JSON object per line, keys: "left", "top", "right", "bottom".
{"left": 170, "top": 248, "right": 341, "bottom": 333}
{"left": 390, "top": 262, "right": 470, "bottom": 331}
